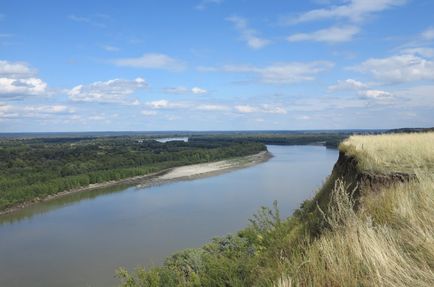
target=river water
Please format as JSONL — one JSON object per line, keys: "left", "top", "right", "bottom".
{"left": 0, "top": 145, "right": 338, "bottom": 287}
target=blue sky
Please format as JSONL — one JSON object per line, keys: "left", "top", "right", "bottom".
{"left": 1, "top": 0, "right": 434, "bottom": 132}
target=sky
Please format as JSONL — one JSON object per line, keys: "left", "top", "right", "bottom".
{"left": 1, "top": 0, "right": 434, "bottom": 132}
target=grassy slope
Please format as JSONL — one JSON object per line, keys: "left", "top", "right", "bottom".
{"left": 118, "top": 132, "right": 434, "bottom": 287}
{"left": 279, "top": 132, "right": 434, "bottom": 286}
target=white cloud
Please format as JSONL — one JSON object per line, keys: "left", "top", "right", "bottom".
{"left": 0, "top": 60, "right": 34, "bottom": 78}
{"left": 68, "top": 77, "right": 147, "bottom": 104}
{"left": 141, "top": 110, "right": 157, "bottom": 116}
{"left": 226, "top": 16, "right": 270, "bottom": 49}
{"left": 147, "top": 99, "right": 170, "bottom": 109}
{"left": 0, "top": 104, "right": 74, "bottom": 119}
{"left": 261, "top": 104, "right": 287, "bottom": 114}
{"left": 0, "top": 60, "right": 48, "bottom": 98}
{"left": 287, "top": 26, "right": 359, "bottom": 43}
{"left": 200, "top": 61, "right": 334, "bottom": 84}
{"left": 22, "top": 105, "right": 74, "bottom": 114}
{"left": 112, "top": 53, "right": 185, "bottom": 71}
{"left": 0, "top": 103, "right": 12, "bottom": 118}
{"left": 235, "top": 105, "right": 256, "bottom": 113}
{"left": 328, "top": 78, "right": 368, "bottom": 91}
{"left": 399, "top": 47, "right": 434, "bottom": 58}
{"left": 287, "top": 0, "right": 406, "bottom": 24}
{"left": 354, "top": 53, "right": 434, "bottom": 83}
{"left": 191, "top": 87, "right": 207, "bottom": 95}
{"left": 101, "top": 45, "right": 119, "bottom": 52}
{"left": 196, "top": 104, "right": 229, "bottom": 111}
{"left": 0, "top": 77, "right": 47, "bottom": 96}
{"left": 358, "top": 89, "right": 394, "bottom": 100}
{"left": 421, "top": 27, "right": 434, "bottom": 41}
{"left": 195, "top": 0, "right": 223, "bottom": 10}
{"left": 164, "top": 86, "right": 208, "bottom": 95}
{"left": 233, "top": 104, "right": 287, "bottom": 114}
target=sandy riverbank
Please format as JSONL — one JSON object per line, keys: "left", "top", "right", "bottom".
{"left": 0, "top": 151, "right": 271, "bottom": 216}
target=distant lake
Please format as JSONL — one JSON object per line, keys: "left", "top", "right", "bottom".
{"left": 0, "top": 145, "right": 338, "bottom": 287}
{"left": 155, "top": 137, "right": 189, "bottom": 143}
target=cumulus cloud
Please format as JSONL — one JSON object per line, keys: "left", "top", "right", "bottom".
{"left": 0, "top": 60, "right": 48, "bottom": 98}
{"left": 112, "top": 53, "right": 185, "bottom": 71}
{"left": 358, "top": 89, "right": 394, "bottom": 100}
{"left": 353, "top": 52, "right": 434, "bottom": 83}
{"left": 261, "top": 104, "right": 287, "bottom": 114}
{"left": 164, "top": 86, "right": 208, "bottom": 95}
{"left": 235, "top": 105, "right": 256, "bottom": 113}
{"left": 196, "top": 104, "right": 229, "bottom": 111}
{"left": 145, "top": 99, "right": 188, "bottom": 109}
{"left": 287, "top": 26, "right": 359, "bottom": 43}
{"left": 329, "top": 78, "right": 395, "bottom": 104}
{"left": 191, "top": 87, "right": 207, "bottom": 95}
{"left": 68, "top": 77, "right": 147, "bottom": 104}
{"left": 286, "top": 0, "right": 407, "bottom": 24}
{"left": 147, "top": 99, "right": 170, "bottom": 109}
{"left": 328, "top": 78, "right": 368, "bottom": 91}
{"left": 226, "top": 16, "right": 270, "bottom": 49}
{"left": 199, "top": 61, "right": 333, "bottom": 84}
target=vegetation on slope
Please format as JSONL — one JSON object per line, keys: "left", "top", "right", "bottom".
{"left": 118, "top": 132, "right": 434, "bottom": 287}
{"left": 0, "top": 137, "right": 265, "bottom": 211}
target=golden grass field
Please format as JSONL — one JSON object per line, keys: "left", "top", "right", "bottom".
{"left": 278, "top": 132, "right": 434, "bottom": 287}
{"left": 339, "top": 132, "right": 434, "bottom": 174}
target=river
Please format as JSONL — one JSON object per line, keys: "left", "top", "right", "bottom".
{"left": 0, "top": 145, "right": 338, "bottom": 287}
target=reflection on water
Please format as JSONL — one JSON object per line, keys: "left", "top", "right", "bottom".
{"left": 155, "top": 137, "right": 189, "bottom": 143}
{"left": 0, "top": 145, "right": 338, "bottom": 287}
{"left": 0, "top": 185, "right": 128, "bottom": 225}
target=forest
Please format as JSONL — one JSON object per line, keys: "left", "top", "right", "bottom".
{"left": 189, "top": 132, "right": 349, "bottom": 148}
{"left": 0, "top": 137, "right": 265, "bottom": 211}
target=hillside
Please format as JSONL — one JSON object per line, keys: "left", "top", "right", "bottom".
{"left": 118, "top": 132, "right": 434, "bottom": 287}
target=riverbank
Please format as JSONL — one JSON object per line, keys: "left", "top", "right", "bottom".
{"left": 0, "top": 150, "right": 271, "bottom": 216}
{"left": 117, "top": 132, "right": 434, "bottom": 287}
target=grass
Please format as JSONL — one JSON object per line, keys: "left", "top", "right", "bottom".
{"left": 117, "top": 132, "right": 434, "bottom": 286}
{"left": 280, "top": 174, "right": 434, "bottom": 286}
{"left": 277, "top": 132, "right": 434, "bottom": 286}
{"left": 339, "top": 132, "right": 434, "bottom": 174}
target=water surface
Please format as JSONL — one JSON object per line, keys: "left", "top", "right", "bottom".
{"left": 0, "top": 145, "right": 337, "bottom": 287}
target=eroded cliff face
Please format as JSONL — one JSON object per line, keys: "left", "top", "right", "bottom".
{"left": 332, "top": 151, "right": 415, "bottom": 194}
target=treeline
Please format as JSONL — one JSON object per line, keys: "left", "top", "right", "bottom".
{"left": 0, "top": 137, "right": 265, "bottom": 210}
{"left": 189, "top": 132, "right": 349, "bottom": 148}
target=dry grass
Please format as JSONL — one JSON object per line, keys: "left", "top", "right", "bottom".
{"left": 339, "top": 132, "right": 434, "bottom": 174}
{"left": 276, "top": 133, "right": 434, "bottom": 287}
{"left": 278, "top": 175, "right": 434, "bottom": 287}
